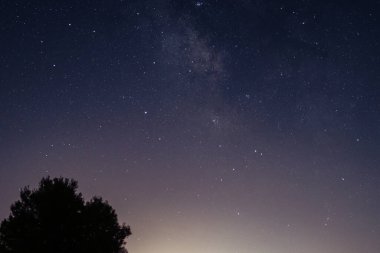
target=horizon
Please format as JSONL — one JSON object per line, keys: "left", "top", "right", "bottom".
{"left": 1, "top": 1, "right": 380, "bottom": 252}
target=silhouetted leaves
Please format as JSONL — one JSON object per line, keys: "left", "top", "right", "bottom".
{"left": 0, "top": 177, "right": 131, "bottom": 253}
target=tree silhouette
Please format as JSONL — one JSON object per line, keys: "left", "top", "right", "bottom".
{"left": 0, "top": 177, "right": 131, "bottom": 253}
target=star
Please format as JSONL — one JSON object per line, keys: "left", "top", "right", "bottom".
{"left": 195, "top": 1, "right": 204, "bottom": 7}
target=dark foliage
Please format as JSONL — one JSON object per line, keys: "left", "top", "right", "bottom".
{"left": 0, "top": 177, "right": 131, "bottom": 253}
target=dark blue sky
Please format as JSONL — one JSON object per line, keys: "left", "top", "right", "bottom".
{"left": 1, "top": 1, "right": 380, "bottom": 252}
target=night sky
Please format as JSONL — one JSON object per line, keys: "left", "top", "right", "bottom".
{"left": 1, "top": 1, "right": 380, "bottom": 252}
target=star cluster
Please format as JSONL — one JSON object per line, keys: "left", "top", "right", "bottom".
{"left": 1, "top": 1, "right": 380, "bottom": 253}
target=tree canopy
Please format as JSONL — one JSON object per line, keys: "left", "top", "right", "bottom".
{"left": 0, "top": 177, "right": 131, "bottom": 253}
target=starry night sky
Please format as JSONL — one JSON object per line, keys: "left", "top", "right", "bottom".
{"left": 1, "top": 1, "right": 380, "bottom": 252}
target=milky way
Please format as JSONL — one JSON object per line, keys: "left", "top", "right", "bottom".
{"left": 1, "top": 1, "right": 380, "bottom": 252}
